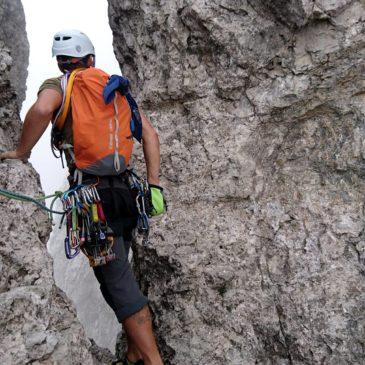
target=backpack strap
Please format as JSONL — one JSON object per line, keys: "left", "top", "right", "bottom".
{"left": 53, "top": 68, "right": 85, "bottom": 131}
{"left": 126, "top": 93, "right": 143, "bottom": 143}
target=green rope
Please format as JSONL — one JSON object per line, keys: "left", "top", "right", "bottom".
{"left": 0, "top": 188, "right": 64, "bottom": 219}
{"left": 33, "top": 192, "right": 63, "bottom": 201}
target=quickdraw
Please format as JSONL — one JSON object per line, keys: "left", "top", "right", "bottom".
{"left": 60, "top": 183, "right": 116, "bottom": 267}
{"left": 127, "top": 170, "right": 151, "bottom": 246}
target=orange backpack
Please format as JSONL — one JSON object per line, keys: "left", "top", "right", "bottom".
{"left": 52, "top": 67, "right": 134, "bottom": 176}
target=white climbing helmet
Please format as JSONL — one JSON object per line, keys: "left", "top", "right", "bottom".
{"left": 52, "top": 29, "right": 95, "bottom": 58}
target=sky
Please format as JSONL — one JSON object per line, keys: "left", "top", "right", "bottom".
{"left": 21, "top": 0, "right": 121, "bottom": 195}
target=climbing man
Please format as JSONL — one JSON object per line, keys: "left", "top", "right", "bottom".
{"left": 0, "top": 30, "right": 165, "bottom": 365}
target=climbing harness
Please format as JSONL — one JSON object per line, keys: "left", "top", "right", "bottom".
{"left": 60, "top": 183, "right": 116, "bottom": 267}
{"left": 0, "top": 171, "right": 155, "bottom": 265}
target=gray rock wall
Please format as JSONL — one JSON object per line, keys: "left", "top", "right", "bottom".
{"left": 108, "top": 1, "right": 365, "bottom": 364}
{"left": 0, "top": 1, "right": 98, "bottom": 363}
{"left": 0, "top": 0, "right": 29, "bottom": 107}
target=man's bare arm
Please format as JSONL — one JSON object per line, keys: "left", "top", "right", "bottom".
{"left": 0, "top": 89, "right": 62, "bottom": 160}
{"left": 141, "top": 111, "right": 160, "bottom": 185}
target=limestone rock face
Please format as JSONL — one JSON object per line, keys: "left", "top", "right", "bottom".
{"left": 108, "top": 1, "right": 365, "bottom": 364}
{"left": 0, "top": 1, "right": 97, "bottom": 363}
{"left": 0, "top": 0, "right": 29, "bottom": 107}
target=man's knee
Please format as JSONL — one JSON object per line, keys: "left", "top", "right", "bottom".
{"left": 123, "top": 305, "right": 152, "bottom": 326}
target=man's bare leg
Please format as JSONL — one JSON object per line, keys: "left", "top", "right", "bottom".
{"left": 123, "top": 305, "right": 163, "bottom": 365}
{"left": 126, "top": 333, "right": 143, "bottom": 363}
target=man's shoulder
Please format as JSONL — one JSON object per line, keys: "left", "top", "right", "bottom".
{"left": 38, "top": 75, "right": 63, "bottom": 96}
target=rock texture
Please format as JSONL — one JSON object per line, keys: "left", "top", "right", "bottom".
{"left": 108, "top": 1, "right": 365, "bottom": 364}
{"left": 0, "top": 0, "right": 29, "bottom": 107}
{"left": 0, "top": 1, "right": 98, "bottom": 363}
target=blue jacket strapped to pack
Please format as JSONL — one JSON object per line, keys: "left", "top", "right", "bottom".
{"left": 102, "top": 75, "right": 143, "bottom": 143}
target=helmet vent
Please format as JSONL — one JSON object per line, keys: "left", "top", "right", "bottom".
{"left": 54, "top": 36, "right": 60, "bottom": 41}
{"left": 62, "top": 36, "right": 72, "bottom": 41}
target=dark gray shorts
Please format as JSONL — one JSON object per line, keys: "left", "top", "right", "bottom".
{"left": 93, "top": 235, "right": 148, "bottom": 322}
{"left": 76, "top": 174, "right": 147, "bottom": 322}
